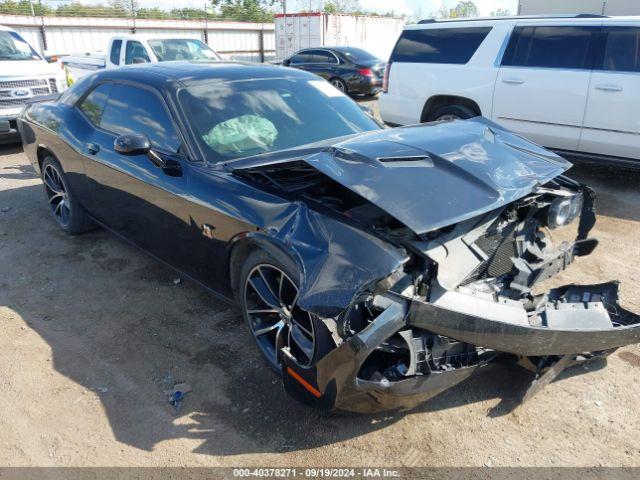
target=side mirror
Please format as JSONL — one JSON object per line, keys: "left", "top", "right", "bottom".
{"left": 282, "top": 59, "right": 291, "bottom": 67}
{"left": 114, "top": 133, "right": 173, "bottom": 170}
{"left": 114, "top": 133, "right": 150, "bottom": 155}
{"left": 132, "top": 57, "right": 148, "bottom": 64}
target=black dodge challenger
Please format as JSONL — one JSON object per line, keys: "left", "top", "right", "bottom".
{"left": 18, "top": 62, "right": 640, "bottom": 413}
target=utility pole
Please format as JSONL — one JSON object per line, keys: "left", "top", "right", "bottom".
{"left": 203, "top": 2, "right": 209, "bottom": 45}
{"left": 282, "top": 0, "right": 287, "bottom": 14}
{"left": 130, "top": 0, "right": 136, "bottom": 34}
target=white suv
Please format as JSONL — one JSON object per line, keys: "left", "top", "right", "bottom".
{"left": 379, "top": 15, "right": 640, "bottom": 165}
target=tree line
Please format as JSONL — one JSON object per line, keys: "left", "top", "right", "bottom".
{"left": 0, "top": 0, "right": 511, "bottom": 23}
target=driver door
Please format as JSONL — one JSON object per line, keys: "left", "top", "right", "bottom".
{"left": 78, "top": 82, "right": 192, "bottom": 266}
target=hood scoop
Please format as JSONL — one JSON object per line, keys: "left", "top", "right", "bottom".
{"left": 378, "top": 155, "right": 433, "bottom": 167}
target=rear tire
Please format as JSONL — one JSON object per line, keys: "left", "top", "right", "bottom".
{"left": 427, "top": 104, "right": 477, "bottom": 122}
{"left": 41, "top": 156, "right": 94, "bottom": 235}
{"left": 239, "top": 248, "right": 335, "bottom": 374}
{"left": 329, "top": 77, "right": 348, "bottom": 94}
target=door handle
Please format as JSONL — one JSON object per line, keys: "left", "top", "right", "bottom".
{"left": 595, "top": 84, "right": 623, "bottom": 92}
{"left": 502, "top": 78, "right": 524, "bottom": 85}
{"left": 86, "top": 143, "right": 100, "bottom": 155}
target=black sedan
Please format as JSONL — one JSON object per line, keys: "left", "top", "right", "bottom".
{"left": 282, "top": 46, "right": 385, "bottom": 96}
{"left": 18, "top": 62, "right": 640, "bottom": 413}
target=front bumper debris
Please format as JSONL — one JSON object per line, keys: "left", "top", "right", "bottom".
{"left": 408, "top": 282, "right": 640, "bottom": 356}
{"left": 282, "top": 282, "right": 640, "bottom": 413}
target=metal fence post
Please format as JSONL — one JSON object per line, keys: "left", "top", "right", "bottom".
{"left": 131, "top": 0, "right": 136, "bottom": 33}
{"left": 259, "top": 28, "right": 265, "bottom": 63}
{"left": 204, "top": 3, "right": 209, "bottom": 45}
{"left": 39, "top": 17, "right": 47, "bottom": 52}
{"left": 28, "top": 0, "right": 48, "bottom": 54}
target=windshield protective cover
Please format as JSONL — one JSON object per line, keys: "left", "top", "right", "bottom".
{"left": 179, "top": 77, "right": 381, "bottom": 163}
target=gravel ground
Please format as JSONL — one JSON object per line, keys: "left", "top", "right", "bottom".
{"left": 1, "top": 117, "right": 639, "bottom": 468}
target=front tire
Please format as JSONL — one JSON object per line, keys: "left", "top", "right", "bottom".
{"left": 239, "top": 248, "right": 335, "bottom": 374}
{"left": 41, "top": 156, "right": 93, "bottom": 235}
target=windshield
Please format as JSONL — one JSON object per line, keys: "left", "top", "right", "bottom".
{"left": 148, "top": 39, "right": 221, "bottom": 62}
{"left": 180, "top": 77, "right": 381, "bottom": 162}
{"left": 0, "top": 31, "right": 41, "bottom": 61}
{"left": 337, "top": 48, "right": 380, "bottom": 64}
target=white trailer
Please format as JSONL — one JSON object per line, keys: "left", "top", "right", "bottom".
{"left": 275, "top": 13, "right": 404, "bottom": 62}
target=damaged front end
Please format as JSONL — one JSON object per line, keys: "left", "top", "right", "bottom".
{"left": 280, "top": 181, "right": 640, "bottom": 413}
{"left": 231, "top": 119, "right": 640, "bottom": 413}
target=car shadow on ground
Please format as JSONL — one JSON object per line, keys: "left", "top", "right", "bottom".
{"left": 0, "top": 154, "right": 635, "bottom": 457}
{"left": 563, "top": 161, "right": 640, "bottom": 224}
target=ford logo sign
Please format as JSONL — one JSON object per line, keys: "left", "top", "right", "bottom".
{"left": 10, "top": 88, "right": 31, "bottom": 98}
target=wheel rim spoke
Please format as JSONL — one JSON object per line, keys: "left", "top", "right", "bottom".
{"left": 254, "top": 319, "right": 284, "bottom": 337}
{"left": 286, "top": 289, "right": 299, "bottom": 311}
{"left": 258, "top": 266, "right": 282, "bottom": 304}
{"left": 275, "top": 322, "right": 286, "bottom": 356}
{"left": 44, "top": 171, "right": 61, "bottom": 194}
{"left": 248, "top": 275, "right": 280, "bottom": 309}
{"left": 247, "top": 308, "right": 279, "bottom": 315}
{"left": 291, "top": 310, "right": 314, "bottom": 338}
{"left": 60, "top": 205, "right": 70, "bottom": 224}
{"left": 48, "top": 192, "right": 63, "bottom": 204}
{"left": 278, "top": 272, "right": 284, "bottom": 305}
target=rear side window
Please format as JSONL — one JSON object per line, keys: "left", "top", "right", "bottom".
{"left": 314, "top": 51, "right": 338, "bottom": 64}
{"left": 78, "top": 83, "right": 112, "bottom": 126}
{"left": 601, "top": 27, "right": 640, "bottom": 72}
{"left": 290, "top": 52, "right": 312, "bottom": 64}
{"left": 502, "top": 26, "right": 597, "bottom": 69}
{"left": 110, "top": 39, "right": 122, "bottom": 65}
{"left": 391, "top": 27, "right": 492, "bottom": 64}
{"left": 100, "top": 84, "right": 180, "bottom": 153}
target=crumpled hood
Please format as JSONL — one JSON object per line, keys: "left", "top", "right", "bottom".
{"left": 232, "top": 117, "right": 571, "bottom": 234}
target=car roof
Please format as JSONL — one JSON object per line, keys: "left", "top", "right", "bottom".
{"left": 112, "top": 35, "right": 207, "bottom": 42}
{"left": 329, "top": 46, "right": 374, "bottom": 53}
{"left": 297, "top": 46, "right": 370, "bottom": 53}
{"left": 408, "top": 14, "right": 640, "bottom": 29}
{"left": 92, "top": 61, "right": 316, "bottom": 87}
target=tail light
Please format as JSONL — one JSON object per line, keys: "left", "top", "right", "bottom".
{"left": 382, "top": 62, "right": 391, "bottom": 93}
{"left": 358, "top": 68, "right": 374, "bottom": 77}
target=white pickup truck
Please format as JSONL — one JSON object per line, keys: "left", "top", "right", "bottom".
{"left": 0, "top": 25, "right": 67, "bottom": 144}
{"left": 62, "top": 35, "right": 222, "bottom": 83}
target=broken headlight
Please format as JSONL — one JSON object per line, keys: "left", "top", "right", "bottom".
{"left": 546, "top": 192, "right": 583, "bottom": 229}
